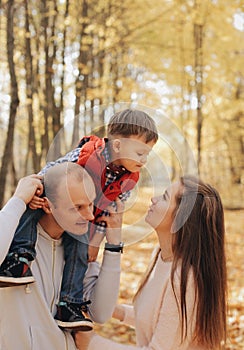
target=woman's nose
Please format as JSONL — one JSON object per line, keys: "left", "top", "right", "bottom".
{"left": 151, "top": 196, "right": 157, "bottom": 204}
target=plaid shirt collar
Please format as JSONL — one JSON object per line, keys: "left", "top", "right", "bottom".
{"left": 103, "top": 141, "right": 128, "bottom": 177}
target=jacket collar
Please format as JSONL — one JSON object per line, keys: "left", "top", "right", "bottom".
{"left": 36, "top": 223, "right": 63, "bottom": 246}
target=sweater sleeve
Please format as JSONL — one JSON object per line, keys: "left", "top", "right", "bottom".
{"left": 0, "top": 197, "right": 26, "bottom": 264}
{"left": 88, "top": 269, "right": 197, "bottom": 350}
{"left": 83, "top": 250, "right": 121, "bottom": 324}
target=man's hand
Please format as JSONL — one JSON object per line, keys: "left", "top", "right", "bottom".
{"left": 14, "top": 175, "right": 44, "bottom": 206}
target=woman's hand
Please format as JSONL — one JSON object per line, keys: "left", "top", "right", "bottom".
{"left": 96, "top": 197, "right": 125, "bottom": 245}
{"left": 112, "top": 304, "right": 125, "bottom": 321}
{"left": 74, "top": 330, "right": 94, "bottom": 350}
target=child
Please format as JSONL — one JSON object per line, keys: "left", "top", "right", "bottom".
{"left": 0, "top": 108, "right": 158, "bottom": 331}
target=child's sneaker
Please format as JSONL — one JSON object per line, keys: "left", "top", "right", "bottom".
{"left": 0, "top": 253, "right": 35, "bottom": 287}
{"left": 55, "top": 300, "right": 93, "bottom": 331}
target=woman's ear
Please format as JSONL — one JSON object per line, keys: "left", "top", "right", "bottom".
{"left": 42, "top": 197, "right": 52, "bottom": 214}
{"left": 112, "top": 139, "right": 121, "bottom": 154}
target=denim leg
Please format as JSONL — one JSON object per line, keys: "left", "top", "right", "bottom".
{"left": 60, "top": 232, "right": 89, "bottom": 304}
{"left": 9, "top": 208, "right": 44, "bottom": 260}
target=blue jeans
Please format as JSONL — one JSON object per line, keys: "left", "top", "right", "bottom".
{"left": 60, "top": 232, "right": 89, "bottom": 303}
{"left": 8, "top": 207, "right": 88, "bottom": 304}
{"left": 9, "top": 207, "right": 44, "bottom": 260}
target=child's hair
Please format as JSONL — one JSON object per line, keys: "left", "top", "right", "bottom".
{"left": 107, "top": 109, "right": 158, "bottom": 143}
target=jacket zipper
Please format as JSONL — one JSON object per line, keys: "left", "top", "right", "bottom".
{"left": 50, "top": 242, "right": 69, "bottom": 350}
{"left": 50, "top": 241, "right": 56, "bottom": 313}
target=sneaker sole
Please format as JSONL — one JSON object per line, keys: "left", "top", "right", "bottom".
{"left": 56, "top": 319, "right": 94, "bottom": 332}
{"left": 0, "top": 276, "right": 35, "bottom": 288}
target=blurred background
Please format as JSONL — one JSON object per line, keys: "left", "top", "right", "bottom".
{"left": 0, "top": 0, "right": 243, "bottom": 206}
{"left": 0, "top": 0, "right": 243, "bottom": 347}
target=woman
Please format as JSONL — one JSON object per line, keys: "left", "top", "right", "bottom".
{"left": 78, "top": 175, "right": 227, "bottom": 350}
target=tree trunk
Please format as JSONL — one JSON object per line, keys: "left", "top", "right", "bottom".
{"left": 194, "top": 22, "right": 204, "bottom": 173}
{"left": 55, "top": 0, "right": 69, "bottom": 154}
{"left": 72, "top": 0, "right": 88, "bottom": 145}
{"left": 24, "top": 0, "right": 40, "bottom": 173}
{"left": 50, "top": 0, "right": 62, "bottom": 158}
{"left": 0, "top": 0, "right": 19, "bottom": 206}
{"left": 40, "top": 0, "right": 50, "bottom": 159}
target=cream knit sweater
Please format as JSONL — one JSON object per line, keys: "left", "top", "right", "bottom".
{"left": 89, "top": 252, "right": 206, "bottom": 350}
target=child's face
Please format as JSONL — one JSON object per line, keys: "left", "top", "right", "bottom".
{"left": 112, "top": 135, "right": 155, "bottom": 173}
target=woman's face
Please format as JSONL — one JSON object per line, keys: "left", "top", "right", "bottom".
{"left": 145, "top": 181, "right": 181, "bottom": 232}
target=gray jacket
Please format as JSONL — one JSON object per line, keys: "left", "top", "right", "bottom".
{"left": 0, "top": 198, "right": 121, "bottom": 350}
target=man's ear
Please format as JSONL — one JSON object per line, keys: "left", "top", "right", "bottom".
{"left": 42, "top": 197, "right": 52, "bottom": 214}
{"left": 112, "top": 139, "right": 121, "bottom": 154}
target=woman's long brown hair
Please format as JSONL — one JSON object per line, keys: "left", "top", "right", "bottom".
{"left": 134, "top": 175, "right": 227, "bottom": 349}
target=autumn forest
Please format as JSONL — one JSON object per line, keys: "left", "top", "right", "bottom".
{"left": 0, "top": 0, "right": 243, "bottom": 348}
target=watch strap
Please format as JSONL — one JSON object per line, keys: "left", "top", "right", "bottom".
{"left": 104, "top": 242, "right": 124, "bottom": 253}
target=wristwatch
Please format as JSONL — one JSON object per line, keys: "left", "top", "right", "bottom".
{"left": 104, "top": 242, "right": 124, "bottom": 253}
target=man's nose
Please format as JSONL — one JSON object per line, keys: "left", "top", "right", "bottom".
{"left": 82, "top": 208, "right": 94, "bottom": 221}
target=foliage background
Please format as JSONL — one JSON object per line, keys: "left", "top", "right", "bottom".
{"left": 0, "top": 0, "right": 243, "bottom": 347}
{"left": 0, "top": 0, "right": 243, "bottom": 206}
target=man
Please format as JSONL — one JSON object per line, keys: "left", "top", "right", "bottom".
{"left": 0, "top": 162, "right": 123, "bottom": 350}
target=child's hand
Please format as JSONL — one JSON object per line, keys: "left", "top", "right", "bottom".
{"left": 29, "top": 194, "right": 45, "bottom": 209}
{"left": 88, "top": 245, "right": 99, "bottom": 262}
{"left": 96, "top": 198, "right": 124, "bottom": 245}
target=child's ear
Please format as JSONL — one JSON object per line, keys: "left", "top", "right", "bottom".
{"left": 42, "top": 197, "right": 52, "bottom": 214}
{"left": 112, "top": 139, "right": 121, "bottom": 154}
